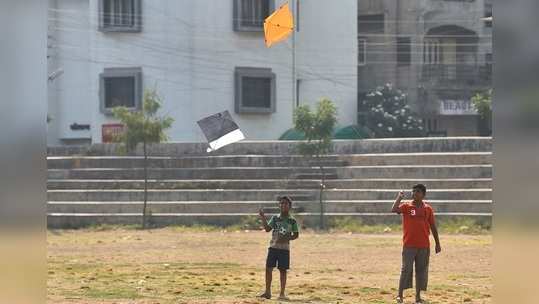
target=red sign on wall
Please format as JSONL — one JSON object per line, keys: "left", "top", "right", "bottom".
{"left": 102, "top": 123, "right": 125, "bottom": 143}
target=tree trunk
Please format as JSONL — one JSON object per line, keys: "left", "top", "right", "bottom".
{"left": 142, "top": 139, "right": 148, "bottom": 229}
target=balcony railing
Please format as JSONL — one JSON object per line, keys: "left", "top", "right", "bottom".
{"left": 421, "top": 64, "right": 491, "bottom": 87}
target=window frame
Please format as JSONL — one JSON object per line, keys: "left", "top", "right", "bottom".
{"left": 98, "top": 0, "right": 142, "bottom": 33}
{"left": 358, "top": 14, "right": 385, "bottom": 34}
{"left": 358, "top": 37, "right": 367, "bottom": 66}
{"left": 397, "top": 37, "right": 412, "bottom": 66}
{"left": 233, "top": 0, "right": 275, "bottom": 32}
{"left": 234, "top": 67, "right": 276, "bottom": 114}
{"left": 99, "top": 67, "right": 143, "bottom": 115}
{"left": 423, "top": 38, "right": 442, "bottom": 65}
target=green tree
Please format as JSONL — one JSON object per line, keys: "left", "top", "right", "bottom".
{"left": 471, "top": 89, "right": 492, "bottom": 136}
{"left": 362, "top": 83, "right": 425, "bottom": 138}
{"left": 293, "top": 98, "right": 337, "bottom": 229}
{"left": 112, "top": 89, "right": 174, "bottom": 229}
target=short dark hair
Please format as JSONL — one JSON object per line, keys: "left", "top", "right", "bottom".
{"left": 278, "top": 196, "right": 292, "bottom": 207}
{"left": 412, "top": 184, "right": 427, "bottom": 195}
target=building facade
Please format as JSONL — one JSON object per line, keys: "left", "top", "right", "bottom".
{"left": 47, "top": 0, "right": 492, "bottom": 145}
{"left": 357, "top": 0, "right": 492, "bottom": 136}
{"left": 47, "top": 0, "right": 358, "bottom": 145}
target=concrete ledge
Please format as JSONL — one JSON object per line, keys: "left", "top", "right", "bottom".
{"left": 47, "top": 212, "right": 492, "bottom": 229}
{"left": 46, "top": 152, "right": 492, "bottom": 169}
{"left": 47, "top": 178, "right": 493, "bottom": 190}
{"left": 47, "top": 137, "right": 492, "bottom": 157}
{"left": 47, "top": 200, "right": 492, "bottom": 214}
{"left": 47, "top": 188, "right": 492, "bottom": 202}
{"left": 47, "top": 165, "right": 492, "bottom": 180}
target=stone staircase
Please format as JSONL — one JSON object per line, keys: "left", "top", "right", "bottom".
{"left": 47, "top": 137, "right": 492, "bottom": 228}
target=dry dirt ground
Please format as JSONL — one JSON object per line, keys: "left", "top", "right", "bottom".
{"left": 47, "top": 228, "right": 491, "bottom": 304}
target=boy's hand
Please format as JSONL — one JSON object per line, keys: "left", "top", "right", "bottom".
{"left": 435, "top": 243, "right": 442, "bottom": 254}
{"left": 397, "top": 191, "right": 405, "bottom": 200}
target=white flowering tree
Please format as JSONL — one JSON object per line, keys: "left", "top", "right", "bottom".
{"left": 361, "top": 83, "right": 425, "bottom": 138}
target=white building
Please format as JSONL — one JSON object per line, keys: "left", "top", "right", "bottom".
{"left": 47, "top": 0, "right": 358, "bottom": 145}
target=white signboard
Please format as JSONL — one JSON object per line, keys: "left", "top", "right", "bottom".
{"left": 439, "top": 100, "right": 478, "bottom": 115}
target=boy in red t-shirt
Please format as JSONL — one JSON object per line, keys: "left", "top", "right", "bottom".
{"left": 391, "top": 184, "right": 441, "bottom": 304}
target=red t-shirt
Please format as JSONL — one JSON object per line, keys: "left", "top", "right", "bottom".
{"left": 398, "top": 201, "right": 435, "bottom": 248}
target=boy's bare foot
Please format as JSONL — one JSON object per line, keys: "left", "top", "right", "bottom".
{"left": 395, "top": 296, "right": 404, "bottom": 303}
{"left": 278, "top": 295, "right": 290, "bottom": 301}
{"left": 258, "top": 292, "right": 271, "bottom": 299}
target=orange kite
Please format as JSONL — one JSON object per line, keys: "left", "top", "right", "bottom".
{"left": 264, "top": 2, "right": 294, "bottom": 47}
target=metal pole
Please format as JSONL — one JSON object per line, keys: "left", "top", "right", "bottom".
{"left": 292, "top": 0, "right": 297, "bottom": 109}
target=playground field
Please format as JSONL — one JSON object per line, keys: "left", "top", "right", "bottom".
{"left": 47, "top": 227, "right": 491, "bottom": 304}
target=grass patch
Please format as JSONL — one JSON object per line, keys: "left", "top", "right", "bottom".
{"left": 328, "top": 217, "right": 400, "bottom": 234}
{"left": 226, "top": 215, "right": 263, "bottom": 231}
{"left": 327, "top": 216, "right": 491, "bottom": 235}
{"left": 47, "top": 229, "right": 491, "bottom": 304}
{"left": 437, "top": 217, "right": 491, "bottom": 234}
{"left": 54, "top": 215, "right": 491, "bottom": 236}
{"left": 169, "top": 224, "right": 223, "bottom": 233}
{"left": 74, "top": 287, "right": 144, "bottom": 300}
{"left": 90, "top": 223, "right": 139, "bottom": 231}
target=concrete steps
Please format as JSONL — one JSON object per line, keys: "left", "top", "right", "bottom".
{"left": 47, "top": 189, "right": 492, "bottom": 202}
{"left": 47, "top": 137, "right": 492, "bottom": 157}
{"left": 47, "top": 178, "right": 493, "bottom": 190}
{"left": 46, "top": 155, "right": 346, "bottom": 169}
{"left": 47, "top": 167, "right": 336, "bottom": 180}
{"left": 46, "top": 138, "right": 493, "bottom": 228}
{"left": 48, "top": 165, "right": 491, "bottom": 180}
{"left": 47, "top": 212, "right": 492, "bottom": 228}
{"left": 338, "top": 152, "right": 491, "bottom": 166}
{"left": 46, "top": 152, "right": 491, "bottom": 169}
{"left": 47, "top": 200, "right": 492, "bottom": 214}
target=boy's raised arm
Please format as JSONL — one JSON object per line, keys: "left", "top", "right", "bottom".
{"left": 259, "top": 208, "right": 272, "bottom": 232}
{"left": 391, "top": 191, "right": 405, "bottom": 213}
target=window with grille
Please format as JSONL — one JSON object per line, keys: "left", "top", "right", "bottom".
{"left": 397, "top": 37, "right": 411, "bottom": 65}
{"left": 233, "top": 0, "right": 274, "bottom": 32}
{"left": 99, "top": 0, "right": 141, "bottom": 32}
{"left": 100, "top": 67, "right": 142, "bottom": 114}
{"left": 358, "top": 38, "right": 367, "bottom": 65}
{"left": 423, "top": 38, "right": 442, "bottom": 64}
{"left": 235, "top": 67, "right": 276, "bottom": 113}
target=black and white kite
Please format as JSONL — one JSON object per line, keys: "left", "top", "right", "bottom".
{"left": 197, "top": 110, "right": 245, "bottom": 152}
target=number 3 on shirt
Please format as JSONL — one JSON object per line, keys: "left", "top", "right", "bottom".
{"left": 410, "top": 209, "right": 416, "bottom": 216}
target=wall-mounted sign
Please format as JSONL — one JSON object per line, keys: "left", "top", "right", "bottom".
{"left": 70, "top": 123, "right": 91, "bottom": 131}
{"left": 439, "top": 99, "right": 478, "bottom": 115}
{"left": 102, "top": 123, "right": 125, "bottom": 143}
